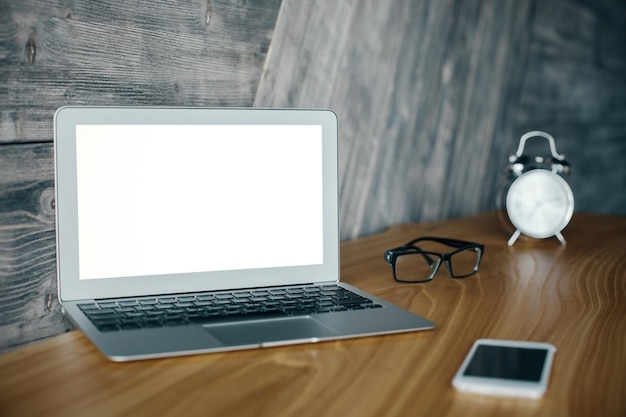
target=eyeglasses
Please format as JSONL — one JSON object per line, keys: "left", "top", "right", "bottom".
{"left": 384, "top": 237, "right": 484, "bottom": 283}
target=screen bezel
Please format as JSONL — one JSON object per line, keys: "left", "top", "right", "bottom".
{"left": 54, "top": 106, "right": 339, "bottom": 301}
{"left": 452, "top": 338, "right": 556, "bottom": 398}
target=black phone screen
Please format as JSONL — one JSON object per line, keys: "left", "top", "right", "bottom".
{"left": 463, "top": 344, "right": 548, "bottom": 382}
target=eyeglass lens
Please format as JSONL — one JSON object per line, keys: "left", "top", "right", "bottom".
{"left": 394, "top": 248, "right": 480, "bottom": 282}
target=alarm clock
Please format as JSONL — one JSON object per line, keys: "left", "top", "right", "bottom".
{"left": 500, "top": 131, "right": 574, "bottom": 246}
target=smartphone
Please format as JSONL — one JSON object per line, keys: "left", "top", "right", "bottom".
{"left": 452, "top": 338, "right": 556, "bottom": 399}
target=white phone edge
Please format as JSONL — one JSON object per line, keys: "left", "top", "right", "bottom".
{"left": 452, "top": 338, "right": 556, "bottom": 399}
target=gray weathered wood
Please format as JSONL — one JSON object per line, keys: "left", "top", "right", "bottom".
{"left": 0, "top": 142, "right": 70, "bottom": 350}
{"left": 256, "top": 0, "right": 626, "bottom": 240}
{"left": 512, "top": 0, "right": 626, "bottom": 215}
{"left": 0, "top": 0, "right": 281, "bottom": 143}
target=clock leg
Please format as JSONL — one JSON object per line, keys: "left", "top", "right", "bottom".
{"left": 507, "top": 230, "right": 522, "bottom": 246}
{"left": 555, "top": 232, "right": 567, "bottom": 246}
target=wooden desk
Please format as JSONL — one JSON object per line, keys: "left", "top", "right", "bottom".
{"left": 1, "top": 213, "right": 624, "bottom": 417}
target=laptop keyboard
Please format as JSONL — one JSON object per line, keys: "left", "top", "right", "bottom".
{"left": 77, "top": 285, "right": 383, "bottom": 332}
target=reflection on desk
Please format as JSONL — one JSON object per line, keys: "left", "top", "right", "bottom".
{"left": 0, "top": 212, "right": 624, "bottom": 417}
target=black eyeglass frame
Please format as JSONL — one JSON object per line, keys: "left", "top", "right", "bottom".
{"left": 384, "top": 237, "right": 484, "bottom": 283}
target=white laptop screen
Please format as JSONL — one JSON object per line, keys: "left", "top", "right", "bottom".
{"left": 75, "top": 124, "right": 324, "bottom": 280}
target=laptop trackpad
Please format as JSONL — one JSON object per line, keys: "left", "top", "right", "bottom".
{"left": 204, "top": 316, "right": 339, "bottom": 346}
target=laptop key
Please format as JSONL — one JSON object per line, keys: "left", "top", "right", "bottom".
{"left": 163, "top": 318, "right": 188, "bottom": 326}
{"left": 119, "top": 301, "right": 139, "bottom": 307}
{"left": 195, "top": 294, "right": 215, "bottom": 300}
{"left": 87, "top": 308, "right": 118, "bottom": 316}
{"left": 120, "top": 323, "right": 142, "bottom": 330}
{"left": 143, "top": 318, "right": 165, "bottom": 327}
{"left": 96, "top": 323, "right": 120, "bottom": 332}
{"left": 88, "top": 312, "right": 126, "bottom": 321}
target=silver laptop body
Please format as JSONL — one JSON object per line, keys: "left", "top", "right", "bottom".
{"left": 54, "top": 106, "right": 434, "bottom": 361}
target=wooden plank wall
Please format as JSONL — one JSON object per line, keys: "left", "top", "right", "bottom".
{"left": 1, "top": 0, "right": 625, "bottom": 351}
{"left": 256, "top": 0, "right": 626, "bottom": 239}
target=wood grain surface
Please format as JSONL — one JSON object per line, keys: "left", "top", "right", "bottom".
{"left": 0, "top": 212, "right": 624, "bottom": 417}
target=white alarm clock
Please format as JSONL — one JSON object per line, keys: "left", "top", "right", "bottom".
{"left": 502, "top": 131, "right": 574, "bottom": 246}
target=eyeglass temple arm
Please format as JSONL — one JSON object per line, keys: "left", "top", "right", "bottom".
{"left": 410, "top": 236, "right": 481, "bottom": 249}
{"left": 385, "top": 245, "right": 438, "bottom": 266}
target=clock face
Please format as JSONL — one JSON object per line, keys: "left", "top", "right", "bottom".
{"left": 506, "top": 170, "right": 574, "bottom": 239}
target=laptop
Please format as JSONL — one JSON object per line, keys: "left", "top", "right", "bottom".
{"left": 54, "top": 106, "right": 434, "bottom": 361}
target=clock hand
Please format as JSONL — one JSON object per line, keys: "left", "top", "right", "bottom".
{"left": 527, "top": 202, "right": 541, "bottom": 220}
